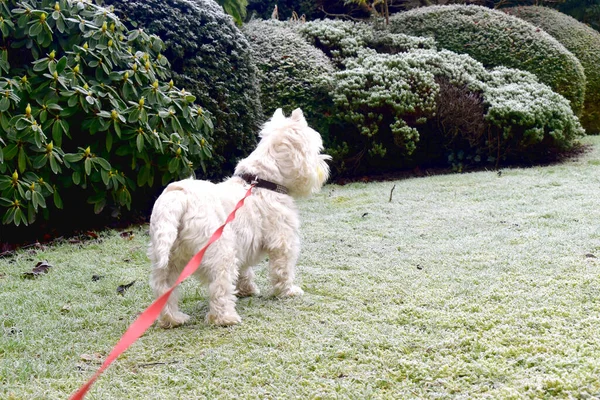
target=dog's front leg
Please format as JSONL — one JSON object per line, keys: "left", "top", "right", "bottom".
{"left": 205, "top": 247, "right": 242, "bottom": 326}
{"left": 268, "top": 233, "right": 304, "bottom": 298}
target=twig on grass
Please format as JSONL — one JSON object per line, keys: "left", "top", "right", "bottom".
{"left": 389, "top": 184, "right": 396, "bottom": 202}
{"left": 138, "top": 361, "right": 181, "bottom": 368}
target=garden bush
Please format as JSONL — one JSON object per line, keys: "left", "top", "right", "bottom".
{"left": 299, "top": 19, "right": 436, "bottom": 63}
{"left": 294, "top": 19, "right": 583, "bottom": 174}
{"left": 102, "top": 0, "right": 263, "bottom": 178}
{"left": 504, "top": 6, "right": 600, "bottom": 133}
{"left": 241, "top": 20, "right": 335, "bottom": 137}
{"left": 389, "top": 5, "right": 587, "bottom": 117}
{"left": 0, "top": 0, "right": 212, "bottom": 230}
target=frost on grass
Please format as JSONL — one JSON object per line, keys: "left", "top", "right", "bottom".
{"left": 1, "top": 138, "right": 600, "bottom": 398}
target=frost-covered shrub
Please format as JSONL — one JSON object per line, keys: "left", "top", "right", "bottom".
{"left": 103, "top": 0, "right": 263, "bottom": 178}
{"left": 247, "top": 18, "right": 584, "bottom": 175}
{"left": 299, "top": 19, "right": 436, "bottom": 62}
{"left": 241, "top": 20, "right": 335, "bottom": 136}
{"left": 389, "top": 5, "right": 587, "bottom": 116}
{"left": 345, "top": 48, "right": 584, "bottom": 167}
{"left": 504, "top": 6, "right": 600, "bottom": 133}
{"left": 329, "top": 49, "right": 438, "bottom": 160}
{"left": 302, "top": 20, "right": 584, "bottom": 172}
{"left": 483, "top": 67, "right": 584, "bottom": 152}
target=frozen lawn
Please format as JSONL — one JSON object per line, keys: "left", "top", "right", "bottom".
{"left": 2, "top": 137, "right": 600, "bottom": 399}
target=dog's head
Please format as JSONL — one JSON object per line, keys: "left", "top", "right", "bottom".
{"left": 235, "top": 108, "right": 331, "bottom": 197}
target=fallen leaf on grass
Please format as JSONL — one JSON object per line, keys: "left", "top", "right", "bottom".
{"left": 117, "top": 280, "right": 136, "bottom": 295}
{"left": 120, "top": 231, "right": 135, "bottom": 240}
{"left": 80, "top": 353, "right": 103, "bottom": 364}
{"left": 0, "top": 272, "right": 6, "bottom": 279}
{"left": 585, "top": 253, "right": 597, "bottom": 258}
{"left": 22, "top": 261, "right": 52, "bottom": 278}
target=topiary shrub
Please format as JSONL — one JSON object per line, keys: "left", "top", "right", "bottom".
{"left": 102, "top": 0, "right": 263, "bottom": 179}
{"left": 299, "top": 19, "right": 436, "bottom": 63}
{"left": 389, "top": 5, "right": 587, "bottom": 117}
{"left": 504, "top": 6, "right": 600, "bottom": 133}
{"left": 0, "top": 0, "right": 212, "bottom": 229}
{"left": 241, "top": 19, "right": 335, "bottom": 138}
{"left": 298, "top": 19, "right": 584, "bottom": 174}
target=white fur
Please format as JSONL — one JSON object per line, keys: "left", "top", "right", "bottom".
{"left": 148, "top": 108, "right": 331, "bottom": 327}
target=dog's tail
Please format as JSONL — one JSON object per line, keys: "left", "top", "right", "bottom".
{"left": 148, "top": 185, "right": 187, "bottom": 271}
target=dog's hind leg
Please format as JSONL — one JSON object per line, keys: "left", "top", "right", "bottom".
{"left": 148, "top": 189, "right": 190, "bottom": 328}
{"left": 267, "top": 233, "right": 304, "bottom": 298}
{"left": 150, "top": 262, "right": 190, "bottom": 328}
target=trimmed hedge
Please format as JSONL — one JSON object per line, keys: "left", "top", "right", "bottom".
{"left": 299, "top": 19, "right": 436, "bottom": 62}
{"left": 389, "top": 5, "right": 587, "bottom": 117}
{"left": 504, "top": 6, "right": 600, "bottom": 133}
{"left": 103, "top": 0, "right": 263, "bottom": 178}
{"left": 241, "top": 20, "right": 335, "bottom": 136}
{"left": 250, "top": 19, "right": 584, "bottom": 175}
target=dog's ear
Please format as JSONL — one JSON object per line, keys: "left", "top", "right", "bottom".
{"left": 291, "top": 108, "right": 304, "bottom": 122}
{"left": 272, "top": 108, "right": 285, "bottom": 121}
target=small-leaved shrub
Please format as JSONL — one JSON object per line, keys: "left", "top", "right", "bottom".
{"left": 0, "top": 0, "right": 212, "bottom": 227}
{"left": 299, "top": 19, "right": 435, "bottom": 63}
{"left": 242, "top": 19, "right": 335, "bottom": 137}
{"left": 103, "top": 0, "right": 263, "bottom": 178}
{"left": 275, "top": 19, "right": 584, "bottom": 174}
{"left": 504, "top": 6, "right": 600, "bottom": 133}
{"left": 389, "top": 5, "right": 587, "bottom": 117}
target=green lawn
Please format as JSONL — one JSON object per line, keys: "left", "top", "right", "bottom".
{"left": 2, "top": 137, "right": 600, "bottom": 399}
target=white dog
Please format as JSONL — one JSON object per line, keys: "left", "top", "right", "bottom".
{"left": 148, "top": 108, "right": 331, "bottom": 327}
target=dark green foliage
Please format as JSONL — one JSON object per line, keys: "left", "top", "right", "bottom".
{"left": 555, "top": 0, "right": 600, "bottom": 32}
{"left": 389, "top": 5, "right": 587, "bottom": 117}
{"left": 242, "top": 20, "right": 335, "bottom": 139}
{"left": 505, "top": 6, "right": 600, "bottom": 133}
{"left": 0, "top": 0, "right": 212, "bottom": 228}
{"left": 103, "top": 0, "right": 263, "bottom": 178}
{"left": 217, "top": 0, "right": 248, "bottom": 25}
{"left": 246, "top": 0, "right": 347, "bottom": 21}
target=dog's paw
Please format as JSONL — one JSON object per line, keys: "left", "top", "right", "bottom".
{"left": 277, "top": 285, "right": 304, "bottom": 298}
{"left": 158, "top": 312, "right": 190, "bottom": 329}
{"left": 206, "top": 311, "right": 242, "bottom": 326}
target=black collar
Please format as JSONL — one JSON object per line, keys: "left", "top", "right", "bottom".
{"left": 236, "top": 174, "right": 289, "bottom": 195}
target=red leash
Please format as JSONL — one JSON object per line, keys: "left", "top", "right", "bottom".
{"left": 70, "top": 185, "right": 254, "bottom": 400}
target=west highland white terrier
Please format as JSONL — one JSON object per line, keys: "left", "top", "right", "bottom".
{"left": 148, "top": 108, "right": 331, "bottom": 327}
